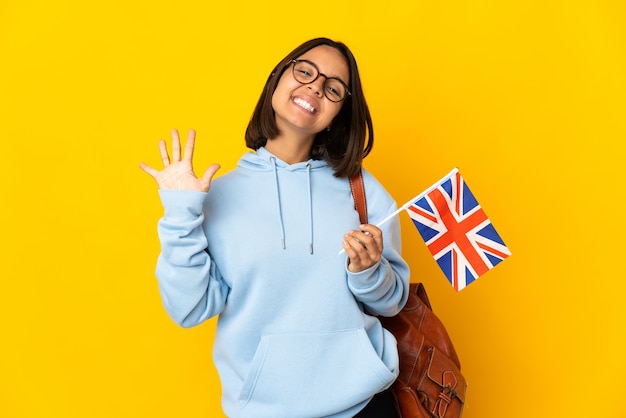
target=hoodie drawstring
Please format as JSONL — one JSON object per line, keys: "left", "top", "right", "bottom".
{"left": 306, "top": 163, "right": 313, "bottom": 254}
{"left": 270, "top": 157, "right": 286, "bottom": 250}
{"left": 270, "top": 157, "right": 314, "bottom": 254}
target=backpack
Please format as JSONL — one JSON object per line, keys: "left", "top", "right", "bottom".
{"left": 350, "top": 171, "right": 467, "bottom": 418}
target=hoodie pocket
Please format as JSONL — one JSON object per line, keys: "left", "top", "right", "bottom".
{"left": 238, "top": 328, "right": 396, "bottom": 418}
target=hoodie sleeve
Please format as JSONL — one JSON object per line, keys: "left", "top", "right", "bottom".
{"left": 346, "top": 174, "right": 410, "bottom": 317}
{"left": 155, "top": 189, "right": 229, "bottom": 328}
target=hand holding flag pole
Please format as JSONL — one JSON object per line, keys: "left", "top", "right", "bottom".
{"left": 341, "top": 167, "right": 511, "bottom": 291}
{"left": 339, "top": 168, "right": 458, "bottom": 255}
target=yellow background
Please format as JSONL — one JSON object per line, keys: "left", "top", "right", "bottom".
{"left": 1, "top": 0, "right": 624, "bottom": 417}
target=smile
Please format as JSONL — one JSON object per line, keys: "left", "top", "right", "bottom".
{"left": 293, "top": 97, "right": 317, "bottom": 114}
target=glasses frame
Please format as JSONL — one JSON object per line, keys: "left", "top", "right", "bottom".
{"left": 290, "top": 59, "right": 351, "bottom": 102}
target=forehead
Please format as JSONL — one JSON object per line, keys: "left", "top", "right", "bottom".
{"left": 297, "top": 45, "right": 349, "bottom": 81}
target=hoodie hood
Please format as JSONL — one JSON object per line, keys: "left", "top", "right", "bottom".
{"left": 239, "top": 147, "right": 329, "bottom": 253}
{"left": 239, "top": 147, "right": 329, "bottom": 172}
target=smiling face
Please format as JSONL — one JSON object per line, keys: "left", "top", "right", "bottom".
{"left": 271, "top": 45, "right": 349, "bottom": 142}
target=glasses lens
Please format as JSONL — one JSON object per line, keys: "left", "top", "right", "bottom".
{"left": 292, "top": 60, "right": 348, "bottom": 102}
{"left": 293, "top": 61, "right": 317, "bottom": 84}
{"left": 324, "top": 79, "right": 347, "bottom": 102}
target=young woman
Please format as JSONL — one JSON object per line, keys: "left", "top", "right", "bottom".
{"left": 140, "top": 38, "right": 409, "bottom": 418}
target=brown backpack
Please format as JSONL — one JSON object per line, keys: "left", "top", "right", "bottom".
{"left": 350, "top": 171, "right": 467, "bottom": 418}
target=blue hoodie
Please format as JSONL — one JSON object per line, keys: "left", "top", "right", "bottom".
{"left": 156, "top": 147, "right": 410, "bottom": 418}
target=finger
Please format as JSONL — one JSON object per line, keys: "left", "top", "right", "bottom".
{"left": 342, "top": 239, "right": 361, "bottom": 263}
{"left": 171, "top": 129, "right": 181, "bottom": 161}
{"left": 139, "top": 162, "right": 159, "bottom": 178}
{"left": 199, "top": 163, "right": 221, "bottom": 192}
{"left": 342, "top": 240, "right": 359, "bottom": 265}
{"left": 346, "top": 230, "right": 382, "bottom": 265}
{"left": 201, "top": 163, "right": 221, "bottom": 182}
{"left": 183, "top": 129, "right": 196, "bottom": 162}
{"left": 359, "top": 224, "right": 384, "bottom": 252}
{"left": 348, "top": 230, "right": 375, "bottom": 250}
{"left": 344, "top": 233, "right": 368, "bottom": 254}
{"left": 343, "top": 239, "right": 372, "bottom": 272}
{"left": 158, "top": 139, "right": 170, "bottom": 167}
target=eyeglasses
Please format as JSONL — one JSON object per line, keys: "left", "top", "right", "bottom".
{"left": 290, "top": 59, "right": 351, "bottom": 102}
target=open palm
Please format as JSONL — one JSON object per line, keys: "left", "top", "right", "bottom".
{"left": 140, "top": 129, "right": 220, "bottom": 192}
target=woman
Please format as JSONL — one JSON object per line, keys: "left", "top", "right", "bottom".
{"left": 140, "top": 37, "right": 409, "bottom": 418}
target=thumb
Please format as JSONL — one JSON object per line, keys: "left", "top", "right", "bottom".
{"left": 199, "top": 164, "right": 221, "bottom": 192}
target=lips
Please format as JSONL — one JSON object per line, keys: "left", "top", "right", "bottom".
{"left": 293, "top": 96, "right": 318, "bottom": 114}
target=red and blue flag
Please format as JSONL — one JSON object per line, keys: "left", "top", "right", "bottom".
{"left": 406, "top": 169, "right": 511, "bottom": 291}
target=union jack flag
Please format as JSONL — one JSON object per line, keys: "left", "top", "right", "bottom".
{"left": 406, "top": 169, "right": 511, "bottom": 291}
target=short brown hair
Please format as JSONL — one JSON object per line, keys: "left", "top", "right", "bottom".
{"left": 245, "top": 38, "right": 373, "bottom": 178}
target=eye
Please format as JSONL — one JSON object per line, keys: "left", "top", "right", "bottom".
{"left": 326, "top": 80, "right": 345, "bottom": 100}
{"left": 294, "top": 62, "right": 316, "bottom": 81}
{"left": 326, "top": 86, "right": 340, "bottom": 98}
{"left": 296, "top": 68, "right": 313, "bottom": 78}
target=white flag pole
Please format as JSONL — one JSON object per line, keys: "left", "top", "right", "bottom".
{"left": 339, "top": 167, "right": 459, "bottom": 255}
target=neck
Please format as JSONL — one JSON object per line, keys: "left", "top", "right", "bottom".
{"left": 264, "top": 134, "right": 314, "bottom": 164}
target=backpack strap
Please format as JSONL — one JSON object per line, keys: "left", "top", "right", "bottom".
{"left": 349, "top": 169, "right": 368, "bottom": 225}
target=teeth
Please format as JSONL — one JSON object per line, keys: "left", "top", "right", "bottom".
{"left": 294, "top": 97, "right": 315, "bottom": 113}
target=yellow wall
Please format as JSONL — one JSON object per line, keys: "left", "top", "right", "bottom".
{"left": 1, "top": 1, "right": 624, "bottom": 417}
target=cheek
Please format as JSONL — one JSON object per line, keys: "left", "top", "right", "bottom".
{"left": 271, "top": 81, "right": 293, "bottom": 111}
{"left": 273, "top": 73, "right": 297, "bottom": 97}
{"left": 327, "top": 103, "right": 344, "bottom": 121}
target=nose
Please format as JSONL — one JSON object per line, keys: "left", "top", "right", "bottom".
{"left": 307, "top": 76, "right": 326, "bottom": 97}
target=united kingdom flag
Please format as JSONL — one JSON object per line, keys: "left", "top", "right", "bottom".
{"left": 406, "top": 169, "right": 511, "bottom": 291}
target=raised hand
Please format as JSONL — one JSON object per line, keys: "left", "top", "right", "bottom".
{"left": 140, "top": 129, "right": 220, "bottom": 192}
